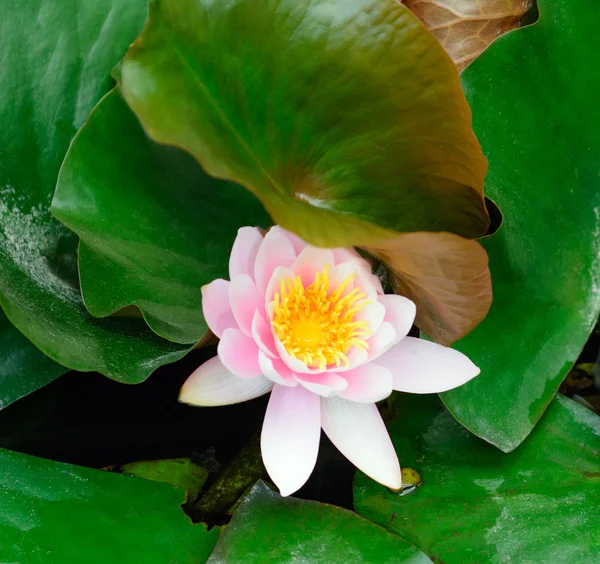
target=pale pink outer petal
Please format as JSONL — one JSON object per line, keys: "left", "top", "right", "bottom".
{"left": 321, "top": 397, "right": 401, "bottom": 490}
{"left": 291, "top": 246, "right": 335, "bottom": 287}
{"left": 218, "top": 328, "right": 262, "bottom": 379}
{"left": 366, "top": 321, "right": 397, "bottom": 361}
{"left": 378, "top": 295, "right": 416, "bottom": 343}
{"left": 261, "top": 384, "right": 321, "bottom": 497}
{"left": 277, "top": 226, "right": 308, "bottom": 255}
{"left": 229, "top": 274, "right": 263, "bottom": 337}
{"left": 337, "top": 363, "right": 394, "bottom": 403}
{"left": 265, "top": 266, "right": 295, "bottom": 304}
{"left": 258, "top": 350, "right": 298, "bottom": 387}
{"left": 201, "top": 279, "right": 237, "bottom": 338}
{"left": 376, "top": 336, "right": 480, "bottom": 394}
{"left": 252, "top": 310, "right": 277, "bottom": 358}
{"left": 229, "top": 226, "right": 264, "bottom": 279}
{"left": 354, "top": 301, "right": 386, "bottom": 337}
{"left": 254, "top": 228, "right": 296, "bottom": 295}
{"left": 295, "top": 372, "right": 348, "bottom": 397}
{"left": 179, "top": 356, "right": 273, "bottom": 406}
{"left": 332, "top": 248, "right": 362, "bottom": 265}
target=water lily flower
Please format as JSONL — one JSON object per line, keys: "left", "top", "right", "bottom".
{"left": 180, "top": 226, "right": 479, "bottom": 496}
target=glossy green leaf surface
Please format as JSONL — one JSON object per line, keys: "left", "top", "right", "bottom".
{"left": 53, "top": 89, "right": 272, "bottom": 344}
{"left": 0, "top": 448, "right": 218, "bottom": 563}
{"left": 354, "top": 394, "right": 600, "bottom": 564}
{"left": 441, "top": 0, "right": 600, "bottom": 450}
{"left": 121, "top": 0, "right": 489, "bottom": 248}
{"left": 208, "top": 481, "right": 431, "bottom": 563}
{"left": 0, "top": 0, "right": 191, "bottom": 382}
{"left": 0, "top": 310, "right": 67, "bottom": 410}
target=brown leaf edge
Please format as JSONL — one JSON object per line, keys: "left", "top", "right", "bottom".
{"left": 367, "top": 231, "right": 492, "bottom": 345}
{"left": 403, "top": 0, "right": 534, "bottom": 70}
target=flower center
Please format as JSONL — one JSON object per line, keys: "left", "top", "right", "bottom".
{"left": 271, "top": 265, "right": 371, "bottom": 369}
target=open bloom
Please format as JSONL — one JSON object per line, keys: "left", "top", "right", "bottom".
{"left": 180, "top": 226, "right": 479, "bottom": 496}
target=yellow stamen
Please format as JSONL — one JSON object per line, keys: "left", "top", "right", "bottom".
{"left": 271, "top": 265, "right": 371, "bottom": 370}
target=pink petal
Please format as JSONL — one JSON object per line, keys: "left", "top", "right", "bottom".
{"left": 229, "top": 274, "right": 263, "bottom": 336}
{"left": 265, "top": 266, "right": 295, "bottom": 304}
{"left": 229, "top": 226, "right": 264, "bottom": 279}
{"left": 218, "top": 328, "right": 262, "bottom": 379}
{"left": 261, "top": 385, "right": 321, "bottom": 496}
{"left": 179, "top": 356, "right": 273, "bottom": 406}
{"left": 338, "top": 363, "right": 393, "bottom": 403}
{"left": 252, "top": 310, "right": 277, "bottom": 358}
{"left": 258, "top": 350, "right": 298, "bottom": 387}
{"left": 321, "top": 397, "right": 401, "bottom": 489}
{"left": 379, "top": 295, "right": 416, "bottom": 343}
{"left": 254, "top": 228, "right": 296, "bottom": 295}
{"left": 354, "top": 265, "right": 384, "bottom": 299}
{"left": 292, "top": 246, "right": 335, "bottom": 287}
{"left": 201, "top": 279, "right": 237, "bottom": 338}
{"left": 366, "top": 321, "right": 397, "bottom": 361}
{"left": 376, "top": 336, "right": 480, "bottom": 394}
{"left": 332, "top": 248, "right": 362, "bottom": 265}
{"left": 277, "top": 227, "right": 308, "bottom": 255}
{"left": 295, "top": 372, "right": 348, "bottom": 398}
{"left": 354, "top": 301, "right": 386, "bottom": 337}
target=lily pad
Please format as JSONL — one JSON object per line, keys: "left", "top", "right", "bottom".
{"left": 354, "top": 394, "right": 600, "bottom": 563}
{"left": 441, "top": 0, "right": 600, "bottom": 450}
{"left": 121, "top": 0, "right": 489, "bottom": 248}
{"left": 0, "top": 310, "right": 67, "bottom": 410}
{"left": 208, "top": 481, "right": 432, "bottom": 563}
{"left": 0, "top": 448, "right": 218, "bottom": 563}
{"left": 0, "top": 0, "right": 191, "bottom": 382}
{"left": 53, "top": 88, "right": 272, "bottom": 344}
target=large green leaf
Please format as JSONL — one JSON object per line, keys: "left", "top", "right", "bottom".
{"left": 0, "top": 448, "right": 218, "bottom": 562}
{"left": 354, "top": 394, "right": 600, "bottom": 563}
{"left": 208, "top": 481, "right": 431, "bottom": 563}
{"left": 440, "top": 0, "right": 600, "bottom": 450}
{"left": 53, "top": 89, "right": 272, "bottom": 344}
{"left": 121, "top": 0, "right": 489, "bottom": 248}
{"left": 0, "top": 310, "right": 67, "bottom": 410}
{"left": 0, "top": 0, "right": 191, "bottom": 382}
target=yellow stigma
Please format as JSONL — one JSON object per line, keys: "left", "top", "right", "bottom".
{"left": 271, "top": 265, "right": 371, "bottom": 370}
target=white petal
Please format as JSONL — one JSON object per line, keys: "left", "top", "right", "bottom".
{"left": 295, "top": 372, "right": 348, "bottom": 397}
{"left": 261, "top": 385, "right": 321, "bottom": 496}
{"left": 179, "top": 356, "right": 273, "bottom": 406}
{"left": 354, "top": 301, "right": 386, "bottom": 337}
{"left": 337, "top": 363, "right": 393, "bottom": 403}
{"left": 378, "top": 294, "right": 416, "bottom": 343}
{"left": 366, "top": 321, "right": 397, "bottom": 362}
{"left": 377, "top": 336, "right": 480, "bottom": 394}
{"left": 321, "top": 397, "right": 401, "bottom": 489}
{"left": 258, "top": 350, "right": 298, "bottom": 387}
